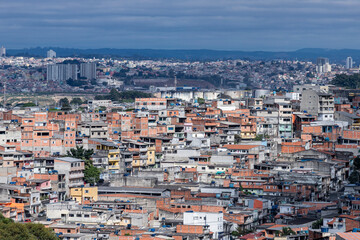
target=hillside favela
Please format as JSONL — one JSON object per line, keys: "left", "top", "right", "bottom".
{"left": 0, "top": 49, "right": 360, "bottom": 240}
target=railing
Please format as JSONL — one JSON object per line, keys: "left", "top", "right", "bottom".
{"left": 69, "top": 173, "right": 84, "bottom": 179}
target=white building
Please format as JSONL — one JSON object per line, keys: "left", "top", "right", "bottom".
{"left": 316, "top": 57, "right": 331, "bottom": 73}
{"left": 346, "top": 56, "right": 353, "bottom": 69}
{"left": 0, "top": 46, "right": 5, "bottom": 57}
{"left": 47, "top": 49, "right": 56, "bottom": 58}
{"left": 300, "top": 90, "right": 335, "bottom": 121}
{"left": 80, "top": 62, "right": 97, "bottom": 80}
{"left": 183, "top": 211, "right": 224, "bottom": 239}
{"left": 47, "top": 64, "right": 78, "bottom": 81}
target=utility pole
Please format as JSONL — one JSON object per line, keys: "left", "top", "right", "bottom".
{"left": 3, "top": 79, "right": 6, "bottom": 109}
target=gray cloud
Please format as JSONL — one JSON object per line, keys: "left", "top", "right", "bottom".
{"left": 0, "top": 0, "right": 359, "bottom": 50}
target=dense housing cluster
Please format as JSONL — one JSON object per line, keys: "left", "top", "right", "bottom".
{"left": 0, "top": 85, "right": 358, "bottom": 239}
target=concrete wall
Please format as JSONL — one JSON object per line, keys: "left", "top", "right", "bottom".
{"left": 109, "top": 175, "right": 158, "bottom": 187}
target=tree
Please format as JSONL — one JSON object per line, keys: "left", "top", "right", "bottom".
{"left": 254, "top": 134, "right": 264, "bottom": 141}
{"left": 277, "top": 227, "right": 296, "bottom": 237}
{"left": 67, "top": 146, "right": 99, "bottom": 184}
{"left": 59, "top": 98, "right": 71, "bottom": 111}
{"left": 353, "top": 156, "right": 360, "bottom": 170}
{"left": 234, "top": 134, "right": 241, "bottom": 144}
{"left": 332, "top": 74, "right": 360, "bottom": 89}
{"left": 312, "top": 218, "right": 323, "bottom": 229}
{"left": 109, "top": 88, "right": 120, "bottom": 101}
{"left": 348, "top": 171, "right": 360, "bottom": 184}
{"left": 95, "top": 89, "right": 153, "bottom": 102}
{"left": 231, "top": 226, "right": 254, "bottom": 237}
{"left": 67, "top": 146, "right": 93, "bottom": 160}
{"left": 197, "top": 98, "right": 205, "bottom": 104}
{"left": 22, "top": 102, "right": 37, "bottom": 107}
{"left": 66, "top": 78, "right": 87, "bottom": 87}
{"left": 26, "top": 223, "right": 59, "bottom": 240}
{"left": 84, "top": 165, "right": 101, "bottom": 184}
{"left": 70, "top": 98, "right": 83, "bottom": 105}
{"left": 0, "top": 214, "right": 58, "bottom": 240}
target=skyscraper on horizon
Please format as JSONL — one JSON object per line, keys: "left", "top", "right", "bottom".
{"left": 0, "top": 46, "right": 5, "bottom": 57}
{"left": 346, "top": 56, "right": 353, "bottom": 69}
{"left": 80, "top": 62, "right": 97, "bottom": 80}
{"left": 316, "top": 57, "right": 331, "bottom": 73}
{"left": 47, "top": 49, "right": 56, "bottom": 58}
{"left": 47, "top": 64, "right": 78, "bottom": 82}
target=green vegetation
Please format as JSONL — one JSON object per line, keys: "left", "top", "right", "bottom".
{"left": 84, "top": 165, "right": 101, "bottom": 185}
{"left": 67, "top": 146, "right": 94, "bottom": 161}
{"left": 332, "top": 74, "right": 360, "bottom": 89}
{"left": 66, "top": 146, "right": 100, "bottom": 184}
{"left": 98, "top": 106, "right": 106, "bottom": 112}
{"left": 70, "top": 97, "right": 83, "bottom": 105}
{"left": 48, "top": 108, "right": 62, "bottom": 112}
{"left": 312, "top": 218, "right": 323, "bottom": 229}
{"left": 231, "top": 226, "right": 254, "bottom": 237}
{"left": 276, "top": 227, "right": 296, "bottom": 237}
{"left": 95, "top": 88, "right": 152, "bottom": 102}
{"left": 197, "top": 98, "right": 205, "bottom": 104}
{"left": 66, "top": 78, "right": 87, "bottom": 87}
{"left": 59, "top": 98, "right": 71, "bottom": 111}
{"left": 353, "top": 156, "right": 360, "bottom": 170}
{"left": 254, "top": 134, "right": 269, "bottom": 141}
{"left": 0, "top": 214, "right": 58, "bottom": 240}
{"left": 22, "top": 102, "right": 37, "bottom": 107}
{"left": 234, "top": 134, "right": 241, "bottom": 144}
{"left": 62, "top": 59, "right": 81, "bottom": 65}
{"left": 349, "top": 171, "right": 360, "bottom": 184}
{"left": 113, "top": 69, "right": 129, "bottom": 78}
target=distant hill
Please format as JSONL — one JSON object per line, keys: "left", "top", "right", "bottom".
{"left": 6, "top": 47, "right": 360, "bottom": 63}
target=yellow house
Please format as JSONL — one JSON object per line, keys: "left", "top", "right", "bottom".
{"left": 146, "top": 146, "right": 156, "bottom": 166}
{"left": 108, "top": 149, "right": 121, "bottom": 171}
{"left": 70, "top": 186, "right": 98, "bottom": 204}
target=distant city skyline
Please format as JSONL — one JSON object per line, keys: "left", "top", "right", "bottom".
{"left": 1, "top": 0, "right": 360, "bottom": 51}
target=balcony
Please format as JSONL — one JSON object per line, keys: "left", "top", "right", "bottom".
{"left": 70, "top": 166, "right": 85, "bottom": 171}
{"left": 69, "top": 173, "right": 84, "bottom": 179}
{"left": 108, "top": 158, "right": 120, "bottom": 163}
{"left": 68, "top": 182, "right": 83, "bottom": 188}
{"left": 124, "top": 158, "right": 133, "bottom": 163}
{"left": 109, "top": 165, "right": 120, "bottom": 170}
{"left": 139, "top": 148, "right": 147, "bottom": 152}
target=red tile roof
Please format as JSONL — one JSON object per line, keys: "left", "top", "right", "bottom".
{"left": 223, "top": 144, "right": 260, "bottom": 150}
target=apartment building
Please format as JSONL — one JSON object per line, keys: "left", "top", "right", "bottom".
{"left": 54, "top": 157, "right": 85, "bottom": 194}
{"left": 301, "top": 90, "right": 335, "bottom": 121}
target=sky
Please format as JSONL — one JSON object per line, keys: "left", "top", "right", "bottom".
{"left": 1, "top": 0, "right": 360, "bottom": 51}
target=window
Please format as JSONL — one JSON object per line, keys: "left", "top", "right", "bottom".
{"left": 85, "top": 190, "right": 89, "bottom": 193}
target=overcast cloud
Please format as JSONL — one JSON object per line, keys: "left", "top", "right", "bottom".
{"left": 1, "top": 0, "right": 359, "bottom": 50}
